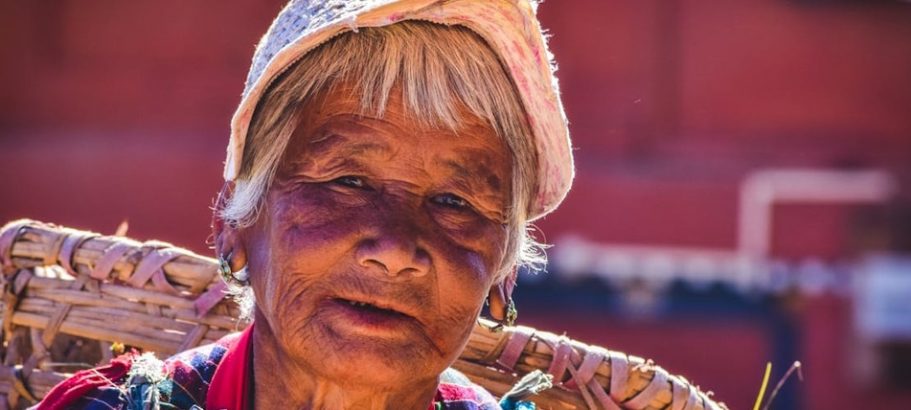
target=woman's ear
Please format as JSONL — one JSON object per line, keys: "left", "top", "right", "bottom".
{"left": 212, "top": 182, "right": 247, "bottom": 272}
{"left": 487, "top": 267, "right": 519, "bottom": 323}
{"left": 487, "top": 283, "right": 508, "bottom": 321}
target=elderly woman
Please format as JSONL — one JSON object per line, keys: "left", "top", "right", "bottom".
{"left": 36, "top": 0, "right": 572, "bottom": 409}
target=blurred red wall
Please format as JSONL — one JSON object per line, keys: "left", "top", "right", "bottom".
{"left": 538, "top": 0, "right": 911, "bottom": 248}
{"left": 2, "top": 1, "right": 910, "bottom": 409}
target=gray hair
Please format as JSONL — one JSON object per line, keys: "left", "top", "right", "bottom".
{"left": 221, "top": 21, "right": 546, "bottom": 280}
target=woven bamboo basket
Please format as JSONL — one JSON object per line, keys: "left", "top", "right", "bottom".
{"left": 0, "top": 219, "right": 726, "bottom": 410}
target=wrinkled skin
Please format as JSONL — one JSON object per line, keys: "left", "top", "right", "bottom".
{"left": 218, "top": 85, "right": 513, "bottom": 409}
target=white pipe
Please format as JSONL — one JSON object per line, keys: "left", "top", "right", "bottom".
{"left": 737, "top": 169, "right": 897, "bottom": 259}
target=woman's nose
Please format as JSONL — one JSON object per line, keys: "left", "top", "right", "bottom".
{"left": 355, "top": 234, "right": 431, "bottom": 278}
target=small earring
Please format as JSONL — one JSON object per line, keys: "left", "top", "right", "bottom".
{"left": 488, "top": 296, "right": 518, "bottom": 332}
{"left": 504, "top": 298, "right": 518, "bottom": 328}
{"left": 218, "top": 253, "right": 249, "bottom": 286}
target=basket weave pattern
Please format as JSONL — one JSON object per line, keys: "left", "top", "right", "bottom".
{"left": 0, "top": 220, "right": 726, "bottom": 410}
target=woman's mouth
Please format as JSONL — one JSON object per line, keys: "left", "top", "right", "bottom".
{"left": 322, "top": 297, "right": 417, "bottom": 336}
{"left": 337, "top": 298, "right": 409, "bottom": 317}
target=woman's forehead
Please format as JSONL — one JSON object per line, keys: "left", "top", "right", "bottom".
{"left": 293, "top": 84, "right": 506, "bottom": 154}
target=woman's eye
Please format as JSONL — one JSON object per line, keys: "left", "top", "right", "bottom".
{"left": 332, "top": 176, "right": 366, "bottom": 188}
{"left": 432, "top": 193, "right": 472, "bottom": 210}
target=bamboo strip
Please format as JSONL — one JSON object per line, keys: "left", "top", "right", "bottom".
{"left": 97, "top": 283, "right": 196, "bottom": 309}
{"left": 452, "top": 360, "right": 584, "bottom": 409}
{"left": 11, "top": 312, "right": 177, "bottom": 354}
{"left": 17, "top": 291, "right": 240, "bottom": 332}
{"left": 468, "top": 320, "right": 708, "bottom": 410}
{"left": 11, "top": 232, "right": 214, "bottom": 291}
{"left": 12, "top": 300, "right": 237, "bottom": 353}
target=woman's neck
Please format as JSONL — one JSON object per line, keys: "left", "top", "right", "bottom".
{"left": 251, "top": 316, "right": 440, "bottom": 410}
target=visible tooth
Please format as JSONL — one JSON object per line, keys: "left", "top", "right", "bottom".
{"left": 348, "top": 301, "right": 357, "bottom": 306}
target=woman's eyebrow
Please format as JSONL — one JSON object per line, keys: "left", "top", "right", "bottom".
{"left": 442, "top": 159, "right": 504, "bottom": 197}
{"left": 285, "top": 133, "right": 389, "bottom": 173}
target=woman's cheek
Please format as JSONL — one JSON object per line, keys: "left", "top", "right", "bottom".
{"left": 429, "top": 217, "right": 507, "bottom": 283}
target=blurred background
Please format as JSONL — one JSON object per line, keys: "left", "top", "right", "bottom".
{"left": 2, "top": 1, "right": 910, "bottom": 408}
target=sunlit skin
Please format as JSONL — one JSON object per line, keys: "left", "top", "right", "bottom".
{"left": 217, "top": 85, "right": 513, "bottom": 409}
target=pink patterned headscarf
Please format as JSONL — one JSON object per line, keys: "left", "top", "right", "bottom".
{"left": 225, "top": 0, "right": 573, "bottom": 221}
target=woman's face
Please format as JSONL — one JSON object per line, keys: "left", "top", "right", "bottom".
{"left": 242, "top": 85, "right": 512, "bottom": 388}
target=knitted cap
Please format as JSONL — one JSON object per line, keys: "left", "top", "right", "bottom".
{"left": 226, "top": 0, "right": 573, "bottom": 221}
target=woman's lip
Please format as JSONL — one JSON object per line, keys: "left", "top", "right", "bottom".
{"left": 321, "top": 298, "right": 419, "bottom": 336}
{"left": 330, "top": 295, "right": 419, "bottom": 319}
{"left": 332, "top": 297, "right": 409, "bottom": 316}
